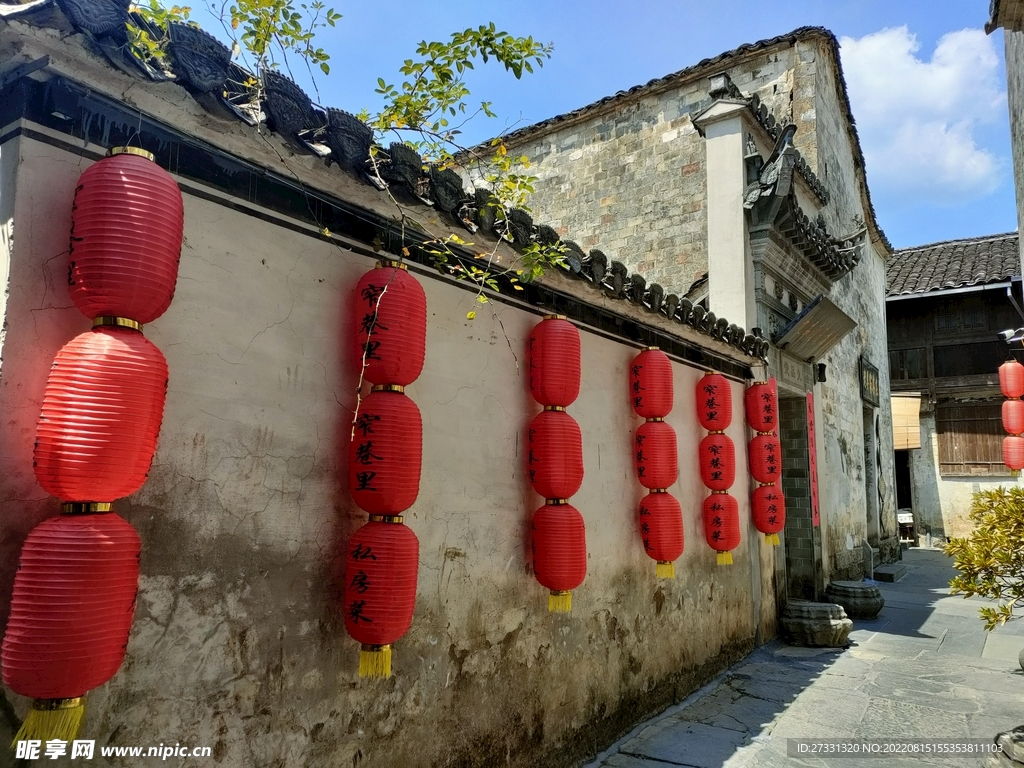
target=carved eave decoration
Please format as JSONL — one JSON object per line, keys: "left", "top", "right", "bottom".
{"left": 744, "top": 126, "right": 861, "bottom": 283}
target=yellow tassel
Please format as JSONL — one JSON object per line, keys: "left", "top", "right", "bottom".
{"left": 655, "top": 561, "right": 675, "bottom": 579}
{"left": 358, "top": 644, "right": 392, "bottom": 679}
{"left": 767, "top": 533, "right": 780, "bottom": 546}
{"left": 13, "top": 698, "right": 84, "bottom": 745}
{"left": 548, "top": 590, "right": 572, "bottom": 613}
{"left": 717, "top": 551, "right": 733, "bottom": 566}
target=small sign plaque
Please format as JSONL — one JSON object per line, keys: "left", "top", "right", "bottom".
{"left": 860, "top": 357, "right": 880, "bottom": 407}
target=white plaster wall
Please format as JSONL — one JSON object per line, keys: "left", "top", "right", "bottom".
{"left": 0, "top": 135, "right": 773, "bottom": 767}
{"left": 909, "top": 413, "right": 1023, "bottom": 541}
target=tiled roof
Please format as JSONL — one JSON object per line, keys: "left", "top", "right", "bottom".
{"left": 469, "top": 26, "right": 890, "bottom": 256}
{"left": 886, "top": 232, "right": 1020, "bottom": 297}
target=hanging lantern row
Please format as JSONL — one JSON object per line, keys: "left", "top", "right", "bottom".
{"left": 1000, "top": 360, "right": 1024, "bottom": 471}
{"left": 3, "top": 147, "right": 183, "bottom": 743}
{"left": 528, "top": 316, "right": 586, "bottom": 612}
{"left": 629, "top": 347, "right": 684, "bottom": 578}
{"left": 343, "top": 261, "right": 426, "bottom": 678}
{"left": 745, "top": 379, "right": 785, "bottom": 546}
{"left": 696, "top": 372, "right": 740, "bottom": 565}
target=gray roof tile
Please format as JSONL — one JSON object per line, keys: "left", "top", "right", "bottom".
{"left": 887, "top": 232, "right": 1019, "bottom": 297}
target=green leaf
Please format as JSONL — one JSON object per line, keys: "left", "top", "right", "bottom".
{"left": 466, "top": 310, "right": 476, "bottom": 320}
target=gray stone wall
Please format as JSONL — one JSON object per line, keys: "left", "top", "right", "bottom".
{"left": 1007, "top": 30, "right": 1024, "bottom": 275}
{"left": 506, "top": 47, "right": 798, "bottom": 296}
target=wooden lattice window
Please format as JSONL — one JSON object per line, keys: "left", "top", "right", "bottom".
{"left": 889, "top": 348, "right": 926, "bottom": 380}
{"left": 935, "top": 402, "right": 1011, "bottom": 476}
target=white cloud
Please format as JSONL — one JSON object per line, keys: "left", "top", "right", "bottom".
{"left": 839, "top": 26, "right": 1006, "bottom": 204}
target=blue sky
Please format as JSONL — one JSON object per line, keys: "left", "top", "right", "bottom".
{"left": 198, "top": 0, "right": 1016, "bottom": 250}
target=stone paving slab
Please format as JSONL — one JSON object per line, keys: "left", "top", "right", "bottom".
{"left": 588, "top": 550, "right": 1024, "bottom": 768}
{"left": 983, "top": 633, "right": 1024, "bottom": 662}
{"left": 617, "top": 720, "right": 749, "bottom": 767}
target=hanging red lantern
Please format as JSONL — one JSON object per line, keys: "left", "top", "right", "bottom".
{"left": 2, "top": 512, "right": 140, "bottom": 741}
{"left": 698, "top": 433, "right": 736, "bottom": 491}
{"left": 531, "top": 502, "right": 587, "bottom": 612}
{"left": 635, "top": 419, "right": 678, "bottom": 490}
{"left": 638, "top": 492, "right": 684, "bottom": 578}
{"left": 1000, "top": 359, "right": 1024, "bottom": 399}
{"left": 752, "top": 485, "right": 785, "bottom": 545}
{"left": 33, "top": 325, "right": 168, "bottom": 503}
{"left": 1004, "top": 436, "right": 1024, "bottom": 470}
{"left": 696, "top": 372, "right": 732, "bottom": 431}
{"left": 1003, "top": 399, "right": 1024, "bottom": 435}
{"left": 529, "top": 316, "right": 581, "bottom": 407}
{"left": 342, "top": 518, "right": 419, "bottom": 679}
{"left": 528, "top": 408, "right": 584, "bottom": 499}
{"left": 745, "top": 379, "right": 778, "bottom": 434}
{"left": 68, "top": 148, "right": 183, "bottom": 324}
{"left": 353, "top": 262, "right": 427, "bottom": 386}
{"left": 703, "top": 492, "right": 741, "bottom": 565}
{"left": 749, "top": 434, "right": 782, "bottom": 485}
{"left": 349, "top": 387, "right": 422, "bottom": 515}
{"left": 629, "top": 347, "right": 673, "bottom": 418}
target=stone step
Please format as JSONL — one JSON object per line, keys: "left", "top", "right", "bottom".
{"left": 872, "top": 563, "right": 906, "bottom": 582}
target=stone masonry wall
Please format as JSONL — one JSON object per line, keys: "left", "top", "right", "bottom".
{"left": 505, "top": 46, "right": 798, "bottom": 297}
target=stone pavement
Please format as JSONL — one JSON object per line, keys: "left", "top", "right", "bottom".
{"left": 584, "top": 549, "right": 1024, "bottom": 768}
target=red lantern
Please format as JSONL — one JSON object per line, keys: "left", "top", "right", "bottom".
{"left": 696, "top": 372, "right": 732, "bottom": 430}
{"left": 1004, "top": 436, "right": 1024, "bottom": 470}
{"left": 68, "top": 148, "right": 183, "bottom": 324}
{"left": 752, "top": 485, "right": 785, "bottom": 545}
{"left": 353, "top": 263, "right": 427, "bottom": 386}
{"left": 33, "top": 326, "right": 168, "bottom": 503}
{"left": 349, "top": 387, "right": 422, "bottom": 515}
{"left": 1004, "top": 399, "right": 1024, "bottom": 435}
{"left": 528, "top": 409, "right": 584, "bottom": 499}
{"left": 749, "top": 434, "right": 782, "bottom": 485}
{"left": 1000, "top": 360, "right": 1024, "bottom": 399}
{"left": 2, "top": 513, "right": 140, "bottom": 741}
{"left": 635, "top": 420, "right": 678, "bottom": 489}
{"left": 638, "top": 492, "right": 684, "bottom": 577}
{"left": 529, "top": 316, "right": 581, "bottom": 407}
{"left": 699, "top": 433, "right": 736, "bottom": 491}
{"left": 531, "top": 502, "right": 586, "bottom": 612}
{"left": 703, "top": 492, "right": 741, "bottom": 565}
{"left": 629, "top": 347, "right": 673, "bottom": 418}
{"left": 745, "top": 379, "right": 778, "bottom": 434}
{"left": 342, "top": 519, "right": 419, "bottom": 678}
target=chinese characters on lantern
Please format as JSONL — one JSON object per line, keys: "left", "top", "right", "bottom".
{"left": 697, "top": 372, "right": 741, "bottom": 565}
{"left": 629, "top": 348, "right": 683, "bottom": 578}
{"left": 342, "top": 261, "right": 426, "bottom": 678}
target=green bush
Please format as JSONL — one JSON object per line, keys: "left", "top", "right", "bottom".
{"left": 944, "top": 487, "right": 1024, "bottom": 630}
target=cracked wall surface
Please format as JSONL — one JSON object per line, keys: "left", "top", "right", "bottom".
{"left": 0, "top": 135, "right": 777, "bottom": 767}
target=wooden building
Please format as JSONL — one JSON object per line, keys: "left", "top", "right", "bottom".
{"left": 886, "top": 231, "right": 1022, "bottom": 540}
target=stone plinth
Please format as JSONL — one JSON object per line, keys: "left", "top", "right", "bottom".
{"left": 780, "top": 600, "right": 853, "bottom": 647}
{"left": 825, "top": 580, "right": 885, "bottom": 620}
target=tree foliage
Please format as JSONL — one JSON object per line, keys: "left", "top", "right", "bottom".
{"left": 944, "top": 487, "right": 1024, "bottom": 630}
{"left": 127, "top": 3, "right": 563, "bottom": 314}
